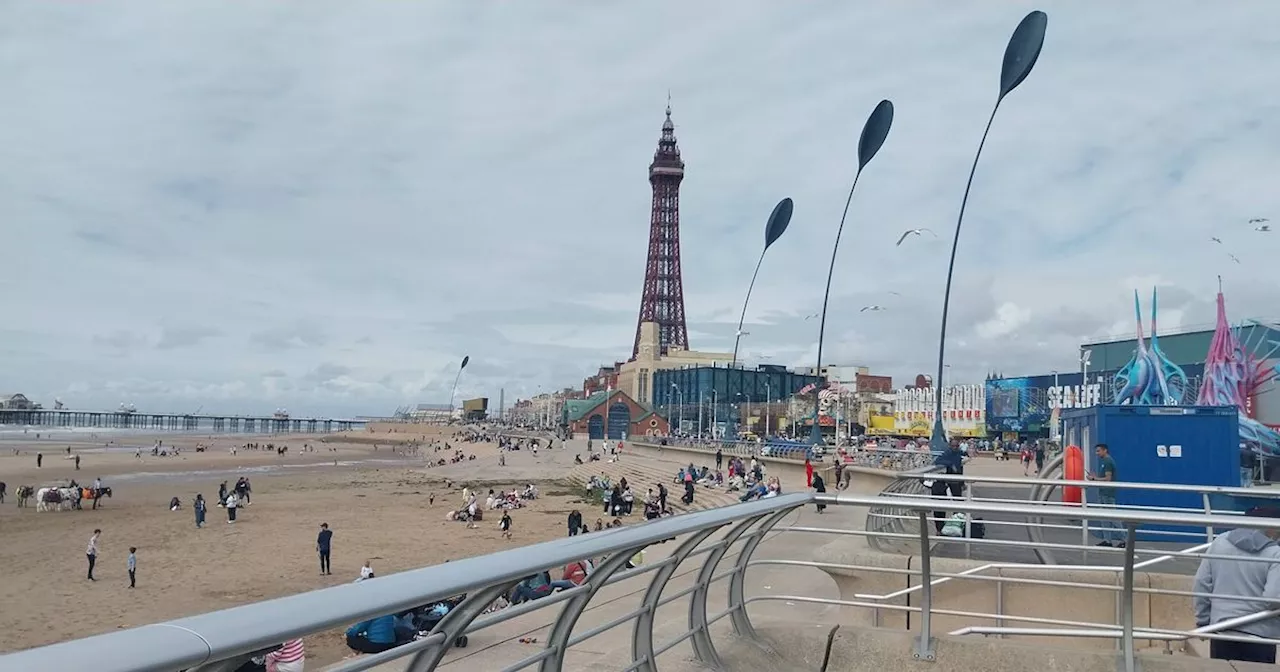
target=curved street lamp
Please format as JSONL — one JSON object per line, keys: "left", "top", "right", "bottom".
{"left": 448, "top": 355, "right": 471, "bottom": 416}
{"left": 929, "top": 10, "right": 1048, "bottom": 453}
{"left": 810, "top": 99, "right": 894, "bottom": 445}
{"left": 731, "top": 198, "right": 795, "bottom": 367}
{"left": 728, "top": 198, "right": 794, "bottom": 440}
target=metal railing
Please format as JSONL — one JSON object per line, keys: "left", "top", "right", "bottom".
{"left": 9, "top": 476, "right": 1280, "bottom": 672}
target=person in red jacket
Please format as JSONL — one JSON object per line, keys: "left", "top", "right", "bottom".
{"left": 805, "top": 457, "right": 814, "bottom": 488}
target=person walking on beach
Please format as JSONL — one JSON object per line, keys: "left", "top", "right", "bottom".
{"left": 225, "top": 491, "right": 238, "bottom": 523}
{"left": 218, "top": 481, "right": 228, "bottom": 507}
{"left": 36, "top": 452, "right": 42, "bottom": 468}
{"left": 715, "top": 447, "right": 723, "bottom": 470}
{"left": 75, "top": 454, "right": 81, "bottom": 470}
{"left": 86, "top": 529, "right": 100, "bottom": 581}
{"left": 500, "top": 511, "right": 513, "bottom": 540}
{"left": 194, "top": 494, "right": 207, "bottom": 528}
{"left": 317, "top": 523, "right": 333, "bottom": 575}
{"left": 127, "top": 547, "right": 137, "bottom": 588}
{"left": 567, "top": 510, "right": 582, "bottom": 537}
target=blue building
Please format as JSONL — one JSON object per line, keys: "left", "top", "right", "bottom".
{"left": 986, "top": 363, "right": 1207, "bottom": 438}
{"left": 653, "top": 364, "right": 822, "bottom": 435}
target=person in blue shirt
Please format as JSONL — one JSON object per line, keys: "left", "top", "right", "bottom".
{"left": 345, "top": 614, "right": 400, "bottom": 654}
{"left": 1087, "top": 442, "right": 1123, "bottom": 548}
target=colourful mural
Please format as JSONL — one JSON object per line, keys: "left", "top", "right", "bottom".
{"left": 1112, "top": 289, "right": 1190, "bottom": 406}
{"left": 1194, "top": 286, "right": 1280, "bottom": 456}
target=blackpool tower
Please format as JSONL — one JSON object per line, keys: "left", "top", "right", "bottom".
{"left": 631, "top": 104, "right": 690, "bottom": 359}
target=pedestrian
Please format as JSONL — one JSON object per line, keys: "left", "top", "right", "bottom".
{"left": 715, "top": 447, "right": 723, "bottom": 470}
{"left": 86, "top": 529, "right": 100, "bottom": 581}
{"left": 226, "top": 491, "right": 238, "bottom": 523}
{"left": 805, "top": 457, "right": 814, "bottom": 488}
{"left": 36, "top": 452, "right": 42, "bottom": 468}
{"left": 567, "top": 509, "right": 581, "bottom": 537}
{"left": 194, "top": 494, "right": 206, "bottom": 528}
{"left": 813, "top": 471, "right": 827, "bottom": 514}
{"left": 317, "top": 522, "right": 333, "bottom": 575}
{"left": 1034, "top": 440, "right": 1045, "bottom": 474}
{"left": 75, "top": 454, "right": 81, "bottom": 470}
{"left": 1194, "top": 507, "right": 1280, "bottom": 663}
{"left": 1086, "top": 442, "right": 1122, "bottom": 547}
{"left": 500, "top": 511, "right": 513, "bottom": 540}
{"left": 127, "top": 547, "right": 137, "bottom": 588}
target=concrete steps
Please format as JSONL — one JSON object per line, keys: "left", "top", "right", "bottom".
{"left": 567, "top": 457, "right": 743, "bottom": 515}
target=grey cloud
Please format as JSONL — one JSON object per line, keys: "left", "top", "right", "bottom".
{"left": 3, "top": 4, "right": 1279, "bottom": 415}
{"left": 250, "top": 323, "right": 328, "bottom": 350}
{"left": 156, "top": 326, "right": 223, "bottom": 350}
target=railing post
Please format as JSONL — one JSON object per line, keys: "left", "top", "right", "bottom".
{"left": 1201, "top": 492, "right": 1214, "bottom": 544}
{"left": 1119, "top": 523, "right": 1138, "bottom": 672}
{"left": 914, "top": 511, "right": 936, "bottom": 661}
{"left": 630, "top": 525, "right": 728, "bottom": 672}
{"left": 1080, "top": 486, "right": 1091, "bottom": 565}
{"left": 727, "top": 507, "right": 799, "bottom": 639}
{"left": 539, "top": 544, "right": 650, "bottom": 672}
{"left": 688, "top": 513, "right": 778, "bottom": 668}
{"left": 406, "top": 581, "right": 518, "bottom": 672}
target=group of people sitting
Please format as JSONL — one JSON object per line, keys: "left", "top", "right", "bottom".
{"left": 484, "top": 484, "right": 537, "bottom": 511}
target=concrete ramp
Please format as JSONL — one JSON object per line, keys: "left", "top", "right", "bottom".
{"left": 746, "top": 622, "right": 1240, "bottom": 672}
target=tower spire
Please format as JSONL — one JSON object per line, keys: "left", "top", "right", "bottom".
{"left": 632, "top": 102, "right": 690, "bottom": 359}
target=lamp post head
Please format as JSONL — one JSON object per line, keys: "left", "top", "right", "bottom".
{"left": 460, "top": 355, "right": 470, "bottom": 370}
{"left": 857, "top": 100, "right": 894, "bottom": 170}
{"left": 763, "top": 197, "right": 794, "bottom": 250}
{"left": 998, "top": 11, "right": 1048, "bottom": 102}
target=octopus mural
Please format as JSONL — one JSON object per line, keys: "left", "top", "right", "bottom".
{"left": 1194, "top": 285, "right": 1280, "bottom": 456}
{"left": 1112, "top": 289, "right": 1190, "bottom": 406}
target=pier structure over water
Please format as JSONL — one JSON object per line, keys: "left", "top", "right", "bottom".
{"left": 0, "top": 409, "right": 363, "bottom": 434}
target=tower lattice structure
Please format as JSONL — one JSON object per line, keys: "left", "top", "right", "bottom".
{"left": 632, "top": 105, "right": 690, "bottom": 359}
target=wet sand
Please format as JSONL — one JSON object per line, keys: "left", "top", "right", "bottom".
{"left": 0, "top": 424, "right": 585, "bottom": 667}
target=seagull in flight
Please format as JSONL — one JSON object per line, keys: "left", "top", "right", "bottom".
{"left": 803, "top": 313, "right": 820, "bottom": 321}
{"left": 1249, "top": 217, "right": 1269, "bottom": 224}
{"left": 895, "top": 228, "right": 937, "bottom": 246}
{"left": 1210, "top": 236, "right": 1223, "bottom": 244}
{"left": 1228, "top": 253, "right": 1241, "bottom": 264}
{"left": 1256, "top": 224, "right": 1272, "bottom": 232}
{"left": 860, "top": 305, "right": 886, "bottom": 313}
{"left": 888, "top": 291, "right": 902, "bottom": 296}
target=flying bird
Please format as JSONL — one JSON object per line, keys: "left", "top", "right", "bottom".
{"left": 888, "top": 291, "right": 902, "bottom": 296}
{"left": 895, "top": 228, "right": 937, "bottom": 246}
{"left": 1228, "top": 253, "right": 1241, "bottom": 264}
{"left": 1249, "top": 218, "right": 1269, "bottom": 224}
{"left": 1256, "top": 225, "right": 1272, "bottom": 232}
{"left": 1210, "top": 237, "right": 1223, "bottom": 244}
{"left": 860, "top": 305, "right": 886, "bottom": 312}
{"left": 803, "top": 313, "right": 820, "bottom": 321}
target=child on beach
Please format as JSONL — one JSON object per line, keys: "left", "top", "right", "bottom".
{"left": 127, "top": 547, "right": 137, "bottom": 588}
{"left": 500, "top": 511, "right": 512, "bottom": 540}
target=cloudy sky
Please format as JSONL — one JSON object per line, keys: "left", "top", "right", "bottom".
{"left": 2, "top": 2, "right": 1278, "bottom": 417}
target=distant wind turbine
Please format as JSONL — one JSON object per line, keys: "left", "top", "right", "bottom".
{"left": 860, "top": 305, "right": 886, "bottom": 312}
{"left": 895, "top": 228, "right": 937, "bottom": 246}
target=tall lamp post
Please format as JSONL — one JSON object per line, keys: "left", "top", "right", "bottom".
{"left": 930, "top": 10, "right": 1048, "bottom": 454}
{"left": 448, "top": 355, "right": 470, "bottom": 419}
{"left": 764, "top": 382, "right": 771, "bottom": 438}
{"left": 670, "top": 383, "right": 683, "bottom": 434}
{"left": 810, "top": 99, "right": 895, "bottom": 446}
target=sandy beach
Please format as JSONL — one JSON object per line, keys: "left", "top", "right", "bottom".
{"left": 0, "top": 424, "right": 584, "bottom": 667}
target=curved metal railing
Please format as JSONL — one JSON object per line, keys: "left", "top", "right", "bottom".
{"left": 10, "top": 476, "right": 1280, "bottom": 672}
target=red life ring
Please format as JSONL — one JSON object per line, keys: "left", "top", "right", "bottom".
{"left": 1063, "top": 445, "right": 1084, "bottom": 505}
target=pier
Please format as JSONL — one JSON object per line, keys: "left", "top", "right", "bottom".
{"left": 0, "top": 409, "right": 363, "bottom": 434}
